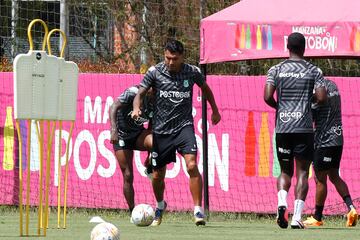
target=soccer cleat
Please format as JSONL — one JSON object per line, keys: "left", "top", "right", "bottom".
{"left": 276, "top": 206, "right": 288, "bottom": 229}
{"left": 346, "top": 208, "right": 358, "bottom": 227}
{"left": 290, "top": 220, "right": 305, "bottom": 229}
{"left": 151, "top": 201, "right": 167, "bottom": 226}
{"left": 194, "top": 212, "right": 206, "bottom": 226}
{"left": 303, "top": 216, "right": 323, "bottom": 227}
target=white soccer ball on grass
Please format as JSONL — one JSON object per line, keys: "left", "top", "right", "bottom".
{"left": 131, "top": 203, "right": 155, "bottom": 226}
{"left": 90, "top": 222, "right": 120, "bottom": 240}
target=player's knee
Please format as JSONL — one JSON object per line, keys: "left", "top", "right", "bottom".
{"left": 315, "top": 171, "right": 327, "bottom": 183}
{"left": 316, "top": 176, "right": 327, "bottom": 185}
{"left": 152, "top": 170, "right": 165, "bottom": 181}
{"left": 186, "top": 161, "right": 199, "bottom": 176}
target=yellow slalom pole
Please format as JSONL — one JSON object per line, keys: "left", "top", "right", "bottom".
{"left": 63, "top": 121, "right": 74, "bottom": 228}
{"left": 36, "top": 120, "right": 44, "bottom": 235}
{"left": 26, "top": 19, "right": 49, "bottom": 236}
{"left": 43, "top": 120, "right": 50, "bottom": 235}
{"left": 47, "top": 29, "right": 67, "bottom": 57}
{"left": 15, "top": 120, "right": 23, "bottom": 236}
{"left": 27, "top": 19, "right": 49, "bottom": 51}
{"left": 26, "top": 120, "right": 31, "bottom": 235}
{"left": 46, "top": 29, "right": 67, "bottom": 229}
{"left": 57, "top": 121, "right": 62, "bottom": 228}
{"left": 43, "top": 121, "right": 56, "bottom": 236}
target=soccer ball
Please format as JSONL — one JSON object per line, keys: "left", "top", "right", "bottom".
{"left": 90, "top": 222, "right": 120, "bottom": 240}
{"left": 131, "top": 203, "right": 155, "bottom": 226}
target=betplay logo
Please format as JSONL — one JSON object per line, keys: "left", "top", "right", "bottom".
{"left": 279, "top": 72, "right": 306, "bottom": 78}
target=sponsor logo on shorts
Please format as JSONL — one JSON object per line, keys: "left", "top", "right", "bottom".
{"left": 152, "top": 158, "right": 157, "bottom": 166}
{"left": 119, "top": 140, "right": 125, "bottom": 147}
{"left": 151, "top": 152, "right": 158, "bottom": 166}
{"left": 279, "top": 111, "right": 302, "bottom": 123}
{"left": 191, "top": 144, "right": 197, "bottom": 152}
{"left": 152, "top": 152, "right": 158, "bottom": 158}
{"left": 278, "top": 147, "right": 291, "bottom": 154}
{"left": 323, "top": 157, "right": 332, "bottom": 162}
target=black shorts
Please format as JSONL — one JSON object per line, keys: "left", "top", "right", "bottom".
{"left": 276, "top": 133, "right": 314, "bottom": 174}
{"left": 151, "top": 125, "right": 197, "bottom": 169}
{"left": 112, "top": 131, "right": 142, "bottom": 151}
{"left": 313, "top": 145, "right": 343, "bottom": 171}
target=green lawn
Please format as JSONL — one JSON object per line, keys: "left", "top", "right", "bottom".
{"left": 0, "top": 207, "right": 359, "bottom": 240}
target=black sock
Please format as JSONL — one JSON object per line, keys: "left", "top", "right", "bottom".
{"left": 129, "top": 207, "right": 134, "bottom": 214}
{"left": 314, "top": 205, "right": 324, "bottom": 221}
{"left": 343, "top": 195, "right": 355, "bottom": 211}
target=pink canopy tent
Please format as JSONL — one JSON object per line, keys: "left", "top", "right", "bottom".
{"left": 200, "top": 0, "right": 360, "bottom": 63}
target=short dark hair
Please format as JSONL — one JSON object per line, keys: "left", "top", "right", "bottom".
{"left": 287, "top": 32, "right": 305, "bottom": 56}
{"left": 164, "top": 39, "right": 184, "bottom": 54}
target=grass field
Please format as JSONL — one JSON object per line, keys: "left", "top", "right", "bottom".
{"left": 0, "top": 206, "right": 359, "bottom": 240}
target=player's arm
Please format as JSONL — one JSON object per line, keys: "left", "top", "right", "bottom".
{"left": 313, "top": 68, "right": 328, "bottom": 104}
{"left": 132, "top": 86, "right": 148, "bottom": 120}
{"left": 264, "top": 66, "right": 277, "bottom": 109}
{"left": 200, "top": 82, "right": 221, "bottom": 125}
{"left": 264, "top": 84, "right": 277, "bottom": 109}
{"left": 109, "top": 99, "right": 122, "bottom": 144}
{"left": 133, "top": 66, "right": 155, "bottom": 120}
{"left": 194, "top": 67, "right": 221, "bottom": 125}
{"left": 314, "top": 87, "right": 327, "bottom": 104}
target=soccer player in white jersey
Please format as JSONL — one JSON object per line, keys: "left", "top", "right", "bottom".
{"left": 264, "top": 32, "right": 327, "bottom": 229}
{"left": 303, "top": 79, "right": 358, "bottom": 227}
{"left": 132, "top": 39, "right": 221, "bottom": 226}
{"left": 109, "top": 85, "right": 154, "bottom": 214}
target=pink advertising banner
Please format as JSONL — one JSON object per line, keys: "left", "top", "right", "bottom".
{"left": 1, "top": 72, "right": 360, "bottom": 214}
{"left": 200, "top": 0, "right": 360, "bottom": 63}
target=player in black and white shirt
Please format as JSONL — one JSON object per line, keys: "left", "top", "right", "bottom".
{"left": 132, "top": 39, "right": 221, "bottom": 226}
{"left": 109, "top": 85, "right": 154, "bottom": 214}
{"left": 264, "top": 32, "right": 327, "bottom": 229}
{"left": 304, "top": 79, "right": 358, "bottom": 227}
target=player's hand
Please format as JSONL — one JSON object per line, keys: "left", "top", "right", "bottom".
{"left": 110, "top": 128, "right": 118, "bottom": 144}
{"left": 211, "top": 111, "right": 221, "bottom": 125}
{"left": 131, "top": 108, "right": 142, "bottom": 120}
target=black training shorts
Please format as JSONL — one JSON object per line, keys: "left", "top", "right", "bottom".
{"left": 112, "top": 131, "right": 142, "bottom": 151}
{"left": 151, "top": 125, "right": 197, "bottom": 169}
{"left": 275, "top": 133, "right": 314, "bottom": 174}
{"left": 313, "top": 145, "right": 343, "bottom": 171}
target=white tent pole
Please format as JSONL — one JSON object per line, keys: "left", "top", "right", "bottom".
{"left": 60, "top": 0, "right": 69, "bottom": 58}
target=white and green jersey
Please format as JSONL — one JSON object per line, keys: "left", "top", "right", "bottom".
{"left": 313, "top": 79, "right": 343, "bottom": 148}
{"left": 140, "top": 62, "right": 204, "bottom": 134}
{"left": 266, "top": 59, "right": 325, "bottom": 133}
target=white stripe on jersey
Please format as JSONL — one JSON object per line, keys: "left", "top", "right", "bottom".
{"left": 128, "top": 86, "right": 139, "bottom": 94}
